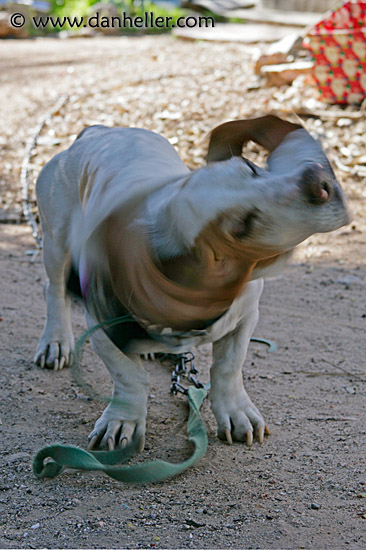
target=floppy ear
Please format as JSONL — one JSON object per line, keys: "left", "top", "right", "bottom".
{"left": 207, "top": 115, "right": 302, "bottom": 163}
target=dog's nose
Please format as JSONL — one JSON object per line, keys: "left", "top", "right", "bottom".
{"left": 300, "top": 164, "right": 330, "bottom": 204}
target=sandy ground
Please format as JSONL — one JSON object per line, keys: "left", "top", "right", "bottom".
{"left": 1, "top": 36, "right": 366, "bottom": 549}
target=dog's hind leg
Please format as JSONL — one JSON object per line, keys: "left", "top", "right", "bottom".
{"left": 86, "top": 313, "right": 148, "bottom": 452}
{"left": 34, "top": 229, "right": 74, "bottom": 370}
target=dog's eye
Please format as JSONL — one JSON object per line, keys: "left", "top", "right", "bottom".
{"left": 232, "top": 212, "right": 257, "bottom": 239}
{"left": 241, "top": 157, "right": 258, "bottom": 176}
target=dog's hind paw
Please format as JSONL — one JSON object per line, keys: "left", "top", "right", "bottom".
{"left": 34, "top": 333, "right": 74, "bottom": 370}
{"left": 87, "top": 408, "right": 146, "bottom": 452}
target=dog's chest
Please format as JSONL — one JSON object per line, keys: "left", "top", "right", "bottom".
{"left": 123, "top": 280, "right": 263, "bottom": 355}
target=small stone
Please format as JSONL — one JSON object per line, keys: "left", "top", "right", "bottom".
{"left": 36, "top": 135, "right": 62, "bottom": 146}
{"left": 337, "top": 118, "right": 352, "bottom": 128}
{"left": 31, "top": 523, "right": 40, "bottom": 529}
{"left": 337, "top": 275, "right": 362, "bottom": 285}
{"left": 96, "top": 521, "right": 106, "bottom": 527}
{"left": 310, "top": 503, "right": 321, "bottom": 510}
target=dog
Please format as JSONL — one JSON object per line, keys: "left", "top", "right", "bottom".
{"left": 34, "top": 115, "right": 350, "bottom": 452}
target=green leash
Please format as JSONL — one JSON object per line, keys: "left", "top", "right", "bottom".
{"left": 32, "top": 315, "right": 275, "bottom": 484}
{"left": 33, "top": 385, "right": 208, "bottom": 484}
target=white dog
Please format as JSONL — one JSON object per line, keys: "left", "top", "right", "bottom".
{"left": 34, "top": 115, "right": 349, "bottom": 452}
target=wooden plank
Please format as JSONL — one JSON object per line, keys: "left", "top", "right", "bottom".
{"left": 262, "top": 0, "right": 335, "bottom": 13}
{"left": 173, "top": 22, "right": 301, "bottom": 43}
{"left": 260, "top": 60, "right": 313, "bottom": 85}
{"left": 225, "top": 6, "right": 321, "bottom": 27}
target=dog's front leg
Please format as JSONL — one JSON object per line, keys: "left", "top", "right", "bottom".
{"left": 34, "top": 232, "right": 74, "bottom": 370}
{"left": 87, "top": 315, "right": 148, "bottom": 452}
{"left": 210, "top": 279, "right": 268, "bottom": 446}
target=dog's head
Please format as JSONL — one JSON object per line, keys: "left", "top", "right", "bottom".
{"left": 154, "top": 115, "right": 350, "bottom": 263}
{"left": 206, "top": 115, "right": 350, "bottom": 252}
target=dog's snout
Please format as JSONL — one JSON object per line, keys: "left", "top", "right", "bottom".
{"left": 300, "top": 165, "right": 330, "bottom": 204}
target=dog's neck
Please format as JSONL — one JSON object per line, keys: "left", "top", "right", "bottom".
{"left": 100, "top": 216, "right": 284, "bottom": 332}
{"left": 160, "top": 220, "right": 284, "bottom": 293}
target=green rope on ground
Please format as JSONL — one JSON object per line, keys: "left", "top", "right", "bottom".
{"left": 32, "top": 385, "right": 208, "bottom": 484}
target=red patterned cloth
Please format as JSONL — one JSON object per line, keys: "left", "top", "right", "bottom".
{"left": 304, "top": 1, "right": 366, "bottom": 104}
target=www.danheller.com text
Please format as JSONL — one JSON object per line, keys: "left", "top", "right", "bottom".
{"left": 30, "top": 12, "right": 215, "bottom": 30}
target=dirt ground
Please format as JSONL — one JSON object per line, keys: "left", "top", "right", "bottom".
{"left": 1, "top": 36, "right": 366, "bottom": 549}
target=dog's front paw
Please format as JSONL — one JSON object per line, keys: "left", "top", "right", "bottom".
{"left": 87, "top": 404, "right": 146, "bottom": 453}
{"left": 34, "top": 329, "right": 74, "bottom": 370}
{"left": 210, "top": 387, "right": 269, "bottom": 446}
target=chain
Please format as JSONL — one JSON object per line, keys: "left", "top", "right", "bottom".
{"left": 20, "top": 94, "right": 69, "bottom": 250}
{"left": 157, "top": 352, "right": 204, "bottom": 395}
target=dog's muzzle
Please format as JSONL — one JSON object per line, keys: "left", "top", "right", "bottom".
{"left": 300, "top": 164, "right": 332, "bottom": 205}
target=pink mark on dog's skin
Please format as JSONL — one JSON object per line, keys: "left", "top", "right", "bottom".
{"left": 79, "top": 254, "right": 91, "bottom": 299}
